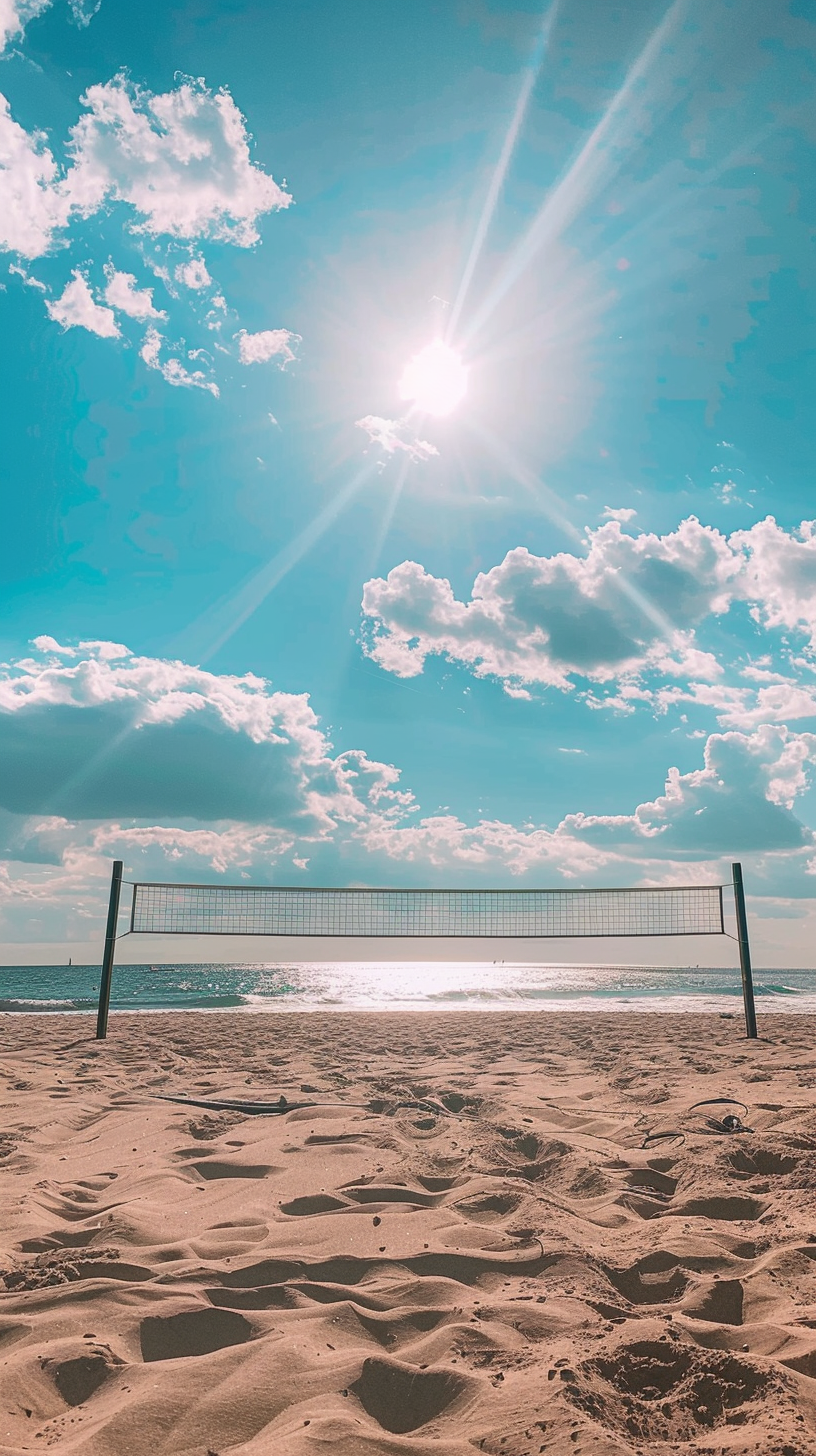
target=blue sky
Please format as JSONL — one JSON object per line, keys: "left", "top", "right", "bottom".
{"left": 1, "top": 0, "right": 815, "bottom": 962}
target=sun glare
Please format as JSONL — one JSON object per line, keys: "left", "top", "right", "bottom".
{"left": 398, "top": 339, "right": 468, "bottom": 417}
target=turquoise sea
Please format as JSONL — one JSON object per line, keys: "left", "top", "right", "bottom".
{"left": 0, "top": 962, "right": 814, "bottom": 1015}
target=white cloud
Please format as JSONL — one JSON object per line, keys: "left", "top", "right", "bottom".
{"left": 31, "top": 634, "right": 74, "bottom": 654}
{"left": 139, "top": 325, "right": 162, "bottom": 368}
{"left": 103, "top": 264, "right": 166, "bottom": 320}
{"left": 0, "top": 0, "right": 49, "bottom": 52}
{"left": 361, "top": 515, "right": 816, "bottom": 700}
{"left": 9, "top": 261, "right": 46, "bottom": 289}
{"left": 563, "top": 726, "right": 816, "bottom": 855}
{"left": 64, "top": 75, "right": 291, "bottom": 244}
{"left": 655, "top": 679, "right": 816, "bottom": 733}
{"left": 362, "top": 517, "right": 734, "bottom": 691}
{"left": 360, "top": 728, "right": 816, "bottom": 880}
{"left": 2, "top": 76, "right": 290, "bottom": 259}
{"left": 45, "top": 269, "right": 120, "bottom": 337}
{"left": 734, "top": 517, "right": 816, "bottom": 644}
{"left": 67, "top": 0, "right": 100, "bottom": 29}
{"left": 0, "top": 94, "right": 68, "bottom": 256}
{"left": 356, "top": 414, "right": 439, "bottom": 463}
{"left": 3, "top": 644, "right": 816, "bottom": 946}
{"left": 360, "top": 811, "right": 612, "bottom": 879}
{"left": 0, "top": 640, "right": 411, "bottom": 837}
{"left": 1, "top": 77, "right": 298, "bottom": 398}
{"left": 175, "top": 256, "right": 211, "bottom": 290}
{"left": 140, "top": 325, "right": 219, "bottom": 396}
{"left": 236, "top": 327, "right": 300, "bottom": 367}
{"left": 602, "top": 506, "right": 637, "bottom": 522}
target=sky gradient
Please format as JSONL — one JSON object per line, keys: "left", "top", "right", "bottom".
{"left": 1, "top": 0, "right": 815, "bottom": 965}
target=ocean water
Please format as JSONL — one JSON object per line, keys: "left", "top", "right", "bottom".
{"left": 0, "top": 962, "right": 815, "bottom": 1015}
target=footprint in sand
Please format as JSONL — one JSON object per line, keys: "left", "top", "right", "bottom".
{"left": 454, "top": 1190, "right": 522, "bottom": 1223}
{"left": 42, "top": 1339, "right": 126, "bottom": 1404}
{"left": 350, "top": 1354, "right": 480, "bottom": 1434}
{"left": 188, "top": 1160, "right": 277, "bottom": 1180}
{"left": 566, "top": 1339, "right": 784, "bottom": 1445}
{"left": 140, "top": 1307, "right": 254, "bottom": 1361}
{"left": 604, "top": 1252, "right": 690, "bottom": 1306}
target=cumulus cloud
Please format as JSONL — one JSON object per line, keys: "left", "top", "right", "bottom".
{"left": 734, "top": 517, "right": 816, "bottom": 643}
{"left": 103, "top": 264, "right": 166, "bottom": 321}
{"left": 653, "top": 679, "right": 816, "bottom": 733}
{"left": 362, "top": 515, "right": 816, "bottom": 701}
{"left": 360, "top": 725, "right": 816, "bottom": 879}
{"left": 236, "top": 327, "right": 300, "bottom": 367}
{"left": 0, "top": 641, "right": 412, "bottom": 834}
{"left": 2, "top": 78, "right": 289, "bottom": 258}
{"left": 45, "top": 269, "right": 120, "bottom": 337}
{"left": 1, "top": 77, "right": 296, "bottom": 397}
{"left": 0, "top": 0, "right": 102, "bottom": 42}
{"left": 64, "top": 75, "right": 291, "bottom": 244}
{"left": 9, "top": 261, "right": 47, "bottom": 290}
{"left": 356, "top": 415, "right": 439, "bottom": 463}
{"left": 0, "top": 95, "right": 68, "bottom": 256}
{"left": 359, "top": 812, "right": 611, "bottom": 879}
{"left": 602, "top": 506, "right": 637, "bottom": 522}
{"left": 175, "top": 256, "right": 211, "bottom": 290}
{"left": 0, "top": 0, "right": 49, "bottom": 52}
{"left": 564, "top": 726, "right": 816, "bottom": 857}
{"left": 2, "top": 643, "right": 816, "bottom": 947}
{"left": 362, "top": 518, "right": 734, "bottom": 690}
{"left": 140, "top": 326, "right": 219, "bottom": 397}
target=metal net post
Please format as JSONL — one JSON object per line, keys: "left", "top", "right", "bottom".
{"left": 96, "top": 860, "right": 123, "bottom": 1040}
{"left": 732, "top": 862, "right": 758, "bottom": 1039}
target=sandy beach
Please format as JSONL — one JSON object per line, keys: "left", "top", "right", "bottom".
{"left": 2, "top": 1010, "right": 816, "bottom": 1454}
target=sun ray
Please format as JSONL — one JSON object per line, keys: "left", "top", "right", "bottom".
{"left": 40, "top": 466, "right": 380, "bottom": 817}
{"left": 447, "top": 1, "right": 559, "bottom": 340}
{"left": 466, "top": 417, "right": 582, "bottom": 543}
{"left": 468, "top": 422, "right": 683, "bottom": 644}
{"left": 46, "top": 721, "right": 143, "bottom": 821}
{"left": 462, "top": 0, "right": 689, "bottom": 348}
{"left": 368, "top": 454, "right": 411, "bottom": 573}
{"left": 173, "top": 459, "right": 380, "bottom": 664}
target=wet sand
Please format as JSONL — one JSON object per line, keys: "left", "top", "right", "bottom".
{"left": 2, "top": 1009, "right": 816, "bottom": 1454}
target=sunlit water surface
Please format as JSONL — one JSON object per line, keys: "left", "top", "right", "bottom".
{"left": 1, "top": 962, "right": 815, "bottom": 1014}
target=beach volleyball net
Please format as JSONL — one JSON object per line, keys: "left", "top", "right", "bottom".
{"left": 128, "top": 882, "right": 725, "bottom": 939}
{"left": 96, "top": 864, "right": 756, "bottom": 1040}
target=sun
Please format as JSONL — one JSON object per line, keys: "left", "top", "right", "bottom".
{"left": 398, "top": 339, "right": 468, "bottom": 417}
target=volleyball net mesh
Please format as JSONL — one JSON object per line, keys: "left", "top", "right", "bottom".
{"left": 129, "top": 883, "right": 725, "bottom": 939}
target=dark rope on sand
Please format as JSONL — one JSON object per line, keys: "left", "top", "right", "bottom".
{"left": 640, "top": 1097, "right": 752, "bottom": 1148}
{"left": 157, "top": 1090, "right": 752, "bottom": 1149}
{"left": 155, "top": 1093, "right": 457, "bottom": 1117}
{"left": 536, "top": 1094, "right": 754, "bottom": 1148}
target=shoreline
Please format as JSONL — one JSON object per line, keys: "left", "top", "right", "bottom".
{"left": 0, "top": 1000, "right": 803, "bottom": 1019}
